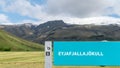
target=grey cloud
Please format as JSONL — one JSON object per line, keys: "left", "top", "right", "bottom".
{"left": 45, "top": 0, "right": 111, "bottom": 18}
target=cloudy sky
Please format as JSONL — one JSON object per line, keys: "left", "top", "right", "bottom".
{"left": 0, "top": 0, "right": 120, "bottom": 25}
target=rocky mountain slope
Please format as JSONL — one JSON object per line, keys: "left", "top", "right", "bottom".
{"left": 3, "top": 20, "right": 120, "bottom": 44}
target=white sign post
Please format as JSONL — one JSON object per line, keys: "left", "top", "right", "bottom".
{"left": 45, "top": 41, "right": 52, "bottom": 68}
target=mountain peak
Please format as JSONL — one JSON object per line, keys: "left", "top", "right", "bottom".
{"left": 37, "top": 20, "right": 67, "bottom": 29}
{"left": 22, "top": 23, "right": 33, "bottom": 27}
{"left": 45, "top": 20, "right": 65, "bottom": 24}
{"left": 35, "top": 20, "right": 67, "bottom": 35}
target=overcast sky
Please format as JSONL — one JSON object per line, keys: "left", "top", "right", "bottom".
{"left": 0, "top": 0, "right": 120, "bottom": 25}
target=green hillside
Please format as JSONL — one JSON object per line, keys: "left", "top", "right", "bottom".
{"left": 0, "top": 29, "right": 44, "bottom": 51}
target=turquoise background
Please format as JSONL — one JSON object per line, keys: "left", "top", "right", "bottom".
{"left": 53, "top": 41, "right": 120, "bottom": 66}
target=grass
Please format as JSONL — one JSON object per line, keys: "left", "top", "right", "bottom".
{"left": 0, "top": 52, "right": 120, "bottom": 68}
{"left": 0, "top": 30, "right": 44, "bottom": 51}
{"left": 0, "top": 52, "right": 44, "bottom": 68}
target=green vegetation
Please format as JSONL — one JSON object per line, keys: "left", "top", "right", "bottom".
{"left": 0, "top": 52, "right": 119, "bottom": 68}
{"left": 0, "top": 52, "right": 44, "bottom": 68}
{"left": 0, "top": 30, "right": 44, "bottom": 51}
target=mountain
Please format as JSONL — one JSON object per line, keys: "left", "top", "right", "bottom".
{"left": 35, "top": 20, "right": 67, "bottom": 34}
{"left": 33, "top": 24, "right": 120, "bottom": 44}
{"left": 4, "top": 20, "right": 68, "bottom": 43}
{"left": 3, "top": 23, "right": 36, "bottom": 41}
{"left": 0, "top": 29, "right": 44, "bottom": 51}
{"left": 3, "top": 20, "right": 120, "bottom": 44}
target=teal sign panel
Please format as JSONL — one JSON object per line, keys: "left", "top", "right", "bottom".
{"left": 53, "top": 41, "right": 120, "bottom": 66}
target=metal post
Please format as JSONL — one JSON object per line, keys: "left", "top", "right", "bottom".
{"left": 45, "top": 41, "right": 52, "bottom": 68}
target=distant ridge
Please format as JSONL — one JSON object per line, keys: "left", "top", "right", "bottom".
{"left": 3, "top": 20, "right": 120, "bottom": 44}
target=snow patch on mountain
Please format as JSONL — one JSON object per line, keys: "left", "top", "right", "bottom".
{"left": 64, "top": 16, "right": 120, "bottom": 25}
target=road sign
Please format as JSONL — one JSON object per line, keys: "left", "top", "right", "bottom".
{"left": 54, "top": 41, "right": 120, "bottom": 66}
